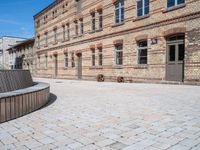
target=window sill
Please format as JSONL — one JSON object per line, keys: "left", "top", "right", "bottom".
{"left": 96, "top": 28, "right": 103, "bottom": 32}
{"left": 162, "top": 4, "right": 186, "bottom": 13}
{"left": 112, "top": 22, "right": 124, "bottom": 28}
{"left": 53, "top": 42, "right": 58, "bottom": 45}
{"left": 112, "top": 65, "right": 123, "bottom": 69}
{"left": 133, "top": 14, "right": 150, "bottom": 22}
{"left": 134, "top": 65, "right": 148, "bottom": 69}
{"left": 63, "top": 67, "right": 68, "bottom": 70}
{"left": 89, "top": 30, "right": 95, "bottom": 34}
{"left": 89, "top": 66, "right": 103, "bottom": 69}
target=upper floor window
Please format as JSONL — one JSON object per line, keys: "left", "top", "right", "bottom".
{"left": 75, "top": 21, "right": 78, "bottom": 36}
{"left": 66, "top": 23, "right": 70, "bottom": 40}
{"left": 115, "top": 0, "right": 124, "bottom": 24}
{"left": 53, "top": 28, "right": 58, "bottom": 43}
{"left": 167, "top": 0, "right": 185, "bottom": 8}
{"left": 36, "top": 20, "right": 40, "bottom": 28}
{"left": 115, "top": 44, "right": 123, "bottom": 65}
{"left": 98, "top": 10, "right": 103, "bottom": 29}
{"left": 137, "top": 40, "right": 148, "bottom": 64}
{"left": 91, "top": 13, "right": 95, "bottom": 31}
{"left": 76, "top": 0, "right": 82, "bottom": 15}
{"left": 45, "top": 32, "right": 48, "bottom": 47}
{"left": 37, "top": 35, "right": 40, "bottom": 48}
{"left": 137, "top": 0, "right": 149, "bottom": 17}
{"left": 80, "top": 19, "right": 84, "bottom": 35}
{"left": 62, "top": 25, "right": 66, "bottom": 41}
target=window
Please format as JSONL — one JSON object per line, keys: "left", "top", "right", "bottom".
{"left": 76, "top": 0, "right": 82, "bottom": 14}
{"left": 45, "top": 55, "right": 48, "bottom": 69}
{"left": 38, "top": 56, "right": 40, "bottom": 68}
{"left": 54, "top": 28, "right": 57, "bottom": 43}
{"left": 36, "top": 20, "right": 40, "bottom": 28}
{"left": 91, "top": 49, "right": 95, "bottom": 66}
{"left": 64, "top": 53, "right": 68, "bottom": 67}
{"left": 115, "top": 0, "right": 124, "bottom": 24}
{"left": 115, "top": 44, "right": 123, "bottom": 65}
{"left": 62, "top": 25, "right": 66, "bottom": 41}
{"left": 45, "top": 32, "right": 48, "bottom": 47}
{"left": 75, "top": 21, "right": 78, "bottom": 36}
{"left": 67, "top": 23, "right": 70, "bottom": 40}
{"left": 71, "top": 53, "right": 75, "bottom": 67}
{"left": 91, "top": 13, "right": 95, "bottom": 31}
{"left": 98, "top": 10, "right": 103, "bottom": 29}
{"left": 137, "top": 0, "right": 149, "bottom": 17}
{"left": 52, "top": 11, "right": 55, "bottom": 19}
{"left": 37, "top": 35, "right": 40, "bottom": 48}
{"left": 43, "top": 15, "right": 48, "bottom": 24}
{"left": 80, "top": 19, "right": 84, "bottom": 35}
{"left": 167, "top": 0, "right": 185, "bottom": 8}
{"left": 138, "top": 40, "right": 148, "bottom": 64}
{"left": 62, "top": 5, "right": 65, "bottom": 13}
{"left": 98, "top": 47, "right": 103, "bottom": 66}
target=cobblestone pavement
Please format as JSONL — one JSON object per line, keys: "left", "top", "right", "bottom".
{"left": 1, "top": 78, "right": 200, "bottom": 150}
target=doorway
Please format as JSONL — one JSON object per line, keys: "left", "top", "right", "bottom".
{"left": 54, "top": 55, "right": 58, "bottom": 78}
{"left": 166, "top": 34, "right": 185, "bottom": 82}
{"left": 76, "top": 53, "right": 82, "bottom": 79}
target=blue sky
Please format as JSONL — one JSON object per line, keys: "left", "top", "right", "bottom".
{"left": 0, "top": 0, "right": 54, "bottom": 38}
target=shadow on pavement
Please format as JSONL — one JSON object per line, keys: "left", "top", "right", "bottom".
{"left": 42, "top": 93, "right": 57, "bottom": 108}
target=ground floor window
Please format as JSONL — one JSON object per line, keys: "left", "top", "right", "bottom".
{"left": 45, "top": 55, "right": 48, "bottom": 69}
{"left": 115, "top": 44, "right": 123, "bottom": 65}
{"left": 137, "top": 40, "right": 148, "bottom": 64}
{"left": 91, "top": 49, "right": 95, "bottom": 66}
{"left": 71, "top": 53, "right": 75, "bottom": 67}
{"left": 98, "top": 47, "right": 103, "bottom": 66}
{"left": 64, "top": 53, "right": 68, "bottom": 68}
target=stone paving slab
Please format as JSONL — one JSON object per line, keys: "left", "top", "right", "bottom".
{"left": 0, "top": 78, "right": 200, "bottom": 150}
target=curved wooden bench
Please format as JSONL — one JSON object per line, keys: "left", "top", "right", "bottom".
{"left": 0, "top": 70, "right": 33, "bottom": 93}
{"left": 0, "top": 82, "right": 50, "bottom": 123}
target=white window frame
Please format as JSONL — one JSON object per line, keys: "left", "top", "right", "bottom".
{"left": 45, "top": 32, "right": 48, "bottom": 47}
{"left": 91, "top": 49, "right": 95, "bottom": 66}
{"left": 91, "top": 13, "right": 95, "bottom": 31}
{"left": 137, "top": 40, "right": 148, "bottom": 65}
{"left": 167, "top": 0, "right": 185, "bottom": 8}
{"left": 98, "top": 47, "right": 103, "bottom": 66}
{"left": 136, "top": 0, "right": 149, "bottom": 17}
{"left": 64, "top": 53, "right": 68, "bottom": 68}
{"left": 115, "top": 0, "right": 124, "bottom": 24}
{"left": 115, "top": 44, "right": 123, "bottom": 65}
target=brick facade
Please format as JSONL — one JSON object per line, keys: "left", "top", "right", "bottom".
{"left": 34, "top": 0, "right": 200, "bottom": 84}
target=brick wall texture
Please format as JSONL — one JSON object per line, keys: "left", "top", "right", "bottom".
{"left": 34, "top": 0, "right": 200, "bottom": 84}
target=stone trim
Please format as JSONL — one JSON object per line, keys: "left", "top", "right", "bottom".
{"left": 96, "top": 5, "right": 103, "bottom": 11}
{"left": 96, "top": 43, "right": 103, "bottom": 48}
{"left": 90, "top": 44, "right": 96, "bottom": 49}
{"left": 163, "top": 27, "right": 186, "bottom": 37}
{"left": 113, "top": 39, "right": 123, "bottom": 45}
{"left": 89, "top": 8, "right": 96, "bottom": 14}
{"left": 112, "top": 0, "right": 117, "bottom": 4}
{"left": 135, "top": 34, "right": 148, "bottom": 41}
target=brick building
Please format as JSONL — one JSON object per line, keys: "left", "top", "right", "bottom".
{"left": 34, "top": 0, "right": 200, "bottom": 84}
{"left": 0, "top": 36, "right": 26, "bottom": 69}
{"left": 7, "top": 38, "right": 36, "bottom": 74}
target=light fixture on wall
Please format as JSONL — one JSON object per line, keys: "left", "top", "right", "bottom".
{"left": 151, "top": 38, "right": 158, "bottom": 45}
